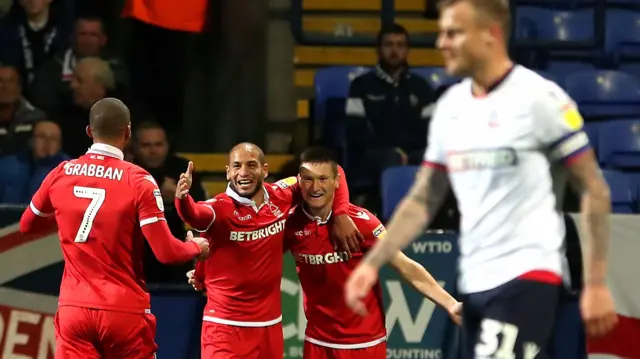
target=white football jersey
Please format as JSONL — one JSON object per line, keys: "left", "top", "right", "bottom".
{"left": 424, "top": 65, "right": 589, "bottom": 294}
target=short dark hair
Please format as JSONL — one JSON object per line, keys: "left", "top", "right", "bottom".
{"left": 75, "top": 16, "right": 105, "bottom": 33}
{"left": 134, "top": 120, "right": 166, "bottom": 140}
{"left": 376, "top": 23, "right": 410, "bottom": 46}
{"left": 89, "top": 97, "right": 130, "bottom": 139}
{"left": 299, "top": 147, "right": 339, "bottom": 177}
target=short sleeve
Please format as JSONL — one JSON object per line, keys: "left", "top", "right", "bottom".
{"left": 135, "top": 171, "right": 166, "bottom": 227}
{"left": 532, "top": 83, "right": 591, "bottom": 163}
{"left": 29, "top": 163, "right": 63, "bottom": 217}
{"left": 423, "top": 101, "right": 447, "bottom": 171}
{"left": 352, "top": 209, "right": 385, "bottom": 250}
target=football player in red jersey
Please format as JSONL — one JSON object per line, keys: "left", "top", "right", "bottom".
{"left": 284, "top": 147, "right": 461, "bottom": 358}
{"left": 19, "top": 98, "right": 210, "bottom": 359}
{"left": 175, "top": 142, "right": 362, "bottom": 359}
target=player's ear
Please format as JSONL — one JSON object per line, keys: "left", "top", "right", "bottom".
{"left": 225, "top": 165, "right": 230, "bottom": 181}
{"left": 125, "top": 124, "right": 132, "bottom": 141}
{"left": 263, "top": 163, "right": 269, "bottom": 179}
{"left": 86, "top": 126, "right": 93, "bottom": 139}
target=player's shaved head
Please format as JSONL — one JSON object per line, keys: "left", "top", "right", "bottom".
{"left": 438, "top": 0, "right": 511, "bottom": 40}
{"left": 89, "top": 97, "right": 130, "bottom": 139}
{"left": 229, "top": 142, "right": 265, "bottom": 165}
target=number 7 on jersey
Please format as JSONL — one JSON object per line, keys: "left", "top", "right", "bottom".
{"left": 74, "top": 186, "right": 106, "bottom": 243}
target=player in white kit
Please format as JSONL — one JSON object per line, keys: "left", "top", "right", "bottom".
{"left": 345, "top": 0, "right": 618, "bottom": 358}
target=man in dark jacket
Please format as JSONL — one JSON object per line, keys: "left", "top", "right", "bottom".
{"left": 27, "top": 16, "right": 129, "bottom": 115}
{"left": 0, "top": 120, "right": 69, "bottom": 204}
{"left": 132, "top": 120, "right": 207, "bottom": 283}
{"left": 0, "top": 0, "right": 72, "bottom": 83}
{"left": 0, "top": 64, "right": 46, "bottom": 155}
{"left": 345, "top": 24, "right": 436, "bottom": 178}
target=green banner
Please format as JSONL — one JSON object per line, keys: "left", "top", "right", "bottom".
{"left": 280, "top": 234, "right": 459, "bottom": 359}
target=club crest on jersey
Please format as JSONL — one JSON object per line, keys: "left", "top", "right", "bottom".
{"left": 447, "top": 148, "right": 518, "bottom": 172}
{"left": 268, "top": 202, "right": 283, "bottom": 218}
{"left": 153, "top": 189, "right": 164, "bottom": 211}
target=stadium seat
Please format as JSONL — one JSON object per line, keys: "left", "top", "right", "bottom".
{"left": 563, "top": 70, "right": 640, "bottom": 119}
{"left": 313, "top": 66, "right": 370, "bottom": 123}
{"left": 535, "top": 70, "right": 559, "bottom": 84}
{"left": 605, "top": 10, "right": 640, "bottom": 59}
{"left": 583, "top": 122, "right": 599, "bottom": 151}
{"left": 597, "top": 119, "right": 640, "bottom": 169}
{"left": 546, "top": 61, "right": 596, "bottom": 82}
{"left": 515, "top": 7, "right": 594, "bottom": 42}
{"left": 601, "top": 169, "right": 634, "bottom": 213}
{"left": 381, "top": 166, "right": 419, "bottom": 221}
{"left": 617, "top": 62, "right": 640, "bottom": 81}
{"left": 624, "top": 172, "right": 640, "bottom": 210}
{"left": 411, "top": 67, "right": 460, "bottom": 91}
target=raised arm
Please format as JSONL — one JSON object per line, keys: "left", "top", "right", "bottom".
{"left": 174, "top": 161, "right": 216, "bottom": 231}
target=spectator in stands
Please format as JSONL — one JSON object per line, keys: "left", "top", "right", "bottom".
{"left": 54, "top": 57, "right": 117, "bottom": 158}
{"left": 0, "top": 120, "right": 68, "bottom": 204}
{"left": 0, "top": 0, "right": 72, "bottom": 84}
{"left": 345, "top": 24, "right": 436, "bottom": 179}
{"left": 132, "top": 120, "right": 206, "bottom": 283}
{"left": 0, "top": 64, "right": 46, "bottom": 155}
{"left": 27, "top": 16, "right": 129, "bottom": 115}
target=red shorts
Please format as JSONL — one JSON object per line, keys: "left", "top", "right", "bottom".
{"left": 201, "top": 321, "right": 283, "bottom": 359}
{"left": 54, "top": 306, "right": 157, "bottom": 359}
{"left": 303, "top": 340, "right": 387, "bottom": 359}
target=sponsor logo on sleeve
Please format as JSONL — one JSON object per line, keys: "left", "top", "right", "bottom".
{"left": 561, "top": 104, "right": 584, "bottom": 131}
{"left": 153, "top": 189, "right": 164, "bottom": 211}
{"left": 276, "top": 177, "right": 298, "bottom": 189}
{"left": 373, "top": 224, "right": 386, "bottom": 239}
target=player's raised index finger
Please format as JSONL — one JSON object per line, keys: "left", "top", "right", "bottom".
{"left": 187, "top": 161, "right": 194, "bottom": 175}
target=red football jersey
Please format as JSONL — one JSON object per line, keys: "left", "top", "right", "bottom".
{"left": 29, "top": 144, "right": 171, "bottom": 313}
{"left": 178, "top": 169, "right": 351, "bottom": 327}
{"left": 192, "top": 180, "right": 297, "bottom": 326}
{"left": 284, "top": 204, "right": 387, "bottom": 349}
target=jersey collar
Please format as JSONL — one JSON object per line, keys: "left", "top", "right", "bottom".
{"left": 87, "top": 143, "right": 124, "bottom": 160}
{"left": 301, "top": 204, "right": 332, "bottom": 225}
{"left": 225, "top": 183, "right": 270, "bottom": 210}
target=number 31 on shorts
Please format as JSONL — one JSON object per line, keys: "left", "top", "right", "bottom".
{"left": 475, "top": 319, "right": 519, "bottom": 359}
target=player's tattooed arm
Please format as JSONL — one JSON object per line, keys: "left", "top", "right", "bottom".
{"left": 362, "top": 166, "right": 450, "bottom": 269}
{"left": 566, "top": 150, "right": 611, "bottom": 285}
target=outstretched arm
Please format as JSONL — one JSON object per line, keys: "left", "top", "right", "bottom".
{"left": 389, "top": 252, "right": 459, "bottom": 323}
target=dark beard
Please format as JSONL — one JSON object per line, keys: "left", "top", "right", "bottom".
{"left": 229, "top": 179, "right": 263, "bottom": 199}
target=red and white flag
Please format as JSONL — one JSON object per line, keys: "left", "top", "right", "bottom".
{"left": 576, "top": 215, "right": 640, "bottom": 359}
